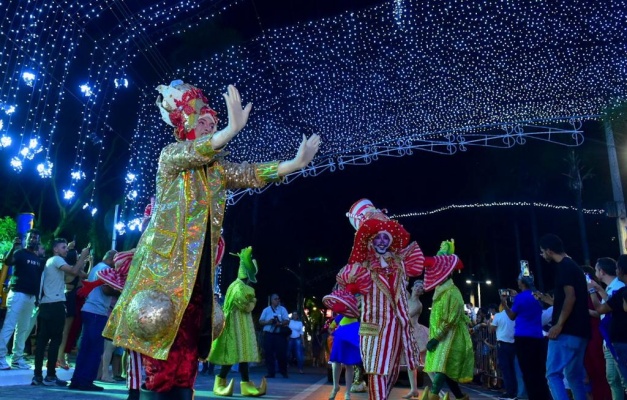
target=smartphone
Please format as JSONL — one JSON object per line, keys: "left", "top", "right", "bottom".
{"left": 520, "top": 260, "right": 529, "bottom": 270}
{"left": 585, "top": 273, "right": 591, "bottom": 284}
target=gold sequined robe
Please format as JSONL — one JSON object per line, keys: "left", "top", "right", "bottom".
{"left": 209, "top": 279, "right": 259, "bottom": 365}
{"left": 103, "top": 134, "right": 280, "bottom": 360}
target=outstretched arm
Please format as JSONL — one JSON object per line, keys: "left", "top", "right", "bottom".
{"left": 211, "top": 85, "right": 253, "bottom": 149}
{"left": 277, "top": 134, "right": 321, "bottom": 176}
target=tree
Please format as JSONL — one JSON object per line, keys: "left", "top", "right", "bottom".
{"left": 564, "top": 150, "right": 593, "bottom": 265}
{"left": 0, "top": 216, "right": 17, "bottom": 255}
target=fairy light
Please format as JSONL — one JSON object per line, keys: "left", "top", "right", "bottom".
{"left": 63, "top": 190, "right": 75, "bottom": 200}
{"left": 36, "top": 160, "right": 53, "bottom": 178}
{"left": 120, "top": 0, "right": 627, "bottom": 215}
{"left": 0, "top": 135, "right": 9, "bottom": 148}
{"left": 21, "top": 72, "right": 36, "bottom": 87}
{"left": 391, "top": 202, "right": 606, "bottom": 219}
{"left": 0, "top": 0, "right": 626, "bottom": 220}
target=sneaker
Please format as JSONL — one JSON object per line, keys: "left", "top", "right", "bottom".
{"left": 43, "top": 375, "right": 68, "bottom": 387}
{"left": 0, "top": 358, "right": 10, "bottom": 370}
{"left": 11, "top": 358, "right": 31, "bottom": 370}
{"left": 31, "top": 376, "right": 44, "bottom": 386}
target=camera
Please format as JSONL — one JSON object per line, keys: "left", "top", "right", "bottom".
{"left": 273, "top": 316, "right": 279, "bottom": 324}
{"left": 499, "top": 289, "right": 510, "bottom": 297}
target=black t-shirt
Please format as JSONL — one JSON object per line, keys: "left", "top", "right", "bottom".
{"left": 551, "top": 257, "right": 590, "bottom": 338}
{"left": 606, "top": 286, "right": 627, "bottom": 343}
{"left": 9, "top": 249, "right": 44, "bottom": 296}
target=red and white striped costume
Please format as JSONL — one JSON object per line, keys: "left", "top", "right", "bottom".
{"left": 127, "top": 349, "right": 143, "bottom": 390}
{"left": 337, "top": 242, "right": 425, "bottom": 400}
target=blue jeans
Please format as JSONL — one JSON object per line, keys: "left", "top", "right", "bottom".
{"left": 288, "top": 337, "right": 304, "bottom": 370}
{"left": 71, "top": 311, "right": 109, "bottom": 386}
{"left": 612, "top": 342, "right": 627, "bottom": 388}
{"left": 546, "top": 334, "right": 588, "bottom": 400}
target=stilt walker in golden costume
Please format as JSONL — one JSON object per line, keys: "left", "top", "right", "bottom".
{"left": 209, "top": 247, "right": 266, "bottom": 397}
{"left": 104, "top": 81, "right": 320, "bottom": 400}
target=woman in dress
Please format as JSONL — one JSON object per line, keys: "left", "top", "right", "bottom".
{"left": 404, "top": 280, "right": 430, "bottom": 399}
{"left": 323, "top": 289, "right": 361, "bottom": 400}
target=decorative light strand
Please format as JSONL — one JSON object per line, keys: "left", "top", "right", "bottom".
{"left": 391, "top": 202, "right": 607, "bottom": 219}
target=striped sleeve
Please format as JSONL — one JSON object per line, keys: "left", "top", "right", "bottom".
{"left": 337, "top": 263, "right": 372, "bottom": 295}
{"left": 401, "top": 242, "right": 425, "bottom": 277}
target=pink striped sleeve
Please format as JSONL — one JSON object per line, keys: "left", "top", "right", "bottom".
{"left": 401, "top": 241, "right": 425, "bottom": 277}
{"left": 337, "top": 263, "right": 372, "bottom": 294}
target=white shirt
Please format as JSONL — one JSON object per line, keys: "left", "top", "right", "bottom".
{"left": 40, "top": 256, "right": 67, "bottom": 304}
{"left": 288, "top": 320, "right": 304, "bottom": 339}
{"left": 604, "top": 277, "right": 625, "bottom": 303}
{"left": 491, "top": 310, "right": 515, "bottom": 343}
{"left": 259, "top": 305, "right": 289, "bottom": 333}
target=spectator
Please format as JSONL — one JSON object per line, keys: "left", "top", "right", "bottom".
{"left": 259, "top": 294, "right": 289, "bottom": 378}
{"left": 539, "top": 234, "right": 590, "bottom": 400}
{"left": 591, "top": 256, "right": 626, "bottom": 399}
{"left": 581, "top": 263, "right": 612, "bottom": 400}
{"left": 588, "top": 255, "right": 627, "bottom": 394}
{"left": 56, "top": 242, "right": 79, "bottom": 370}
{"left": 288, "top": 311, "right": 304, "bottom": 374}
{"left": 33, "top": 238, "right": 89, "bottom": 386}
{"left": 490, "top": 304, "right": 517, "bottom": 400}
{"left": 0, "top": 230, "right": 43, "bottom": 370}
{"left": 69, "top": 249, "right": 118, "bottom": 392}
{"left": 501, "top": 267, "right": 551, "bottom": 400}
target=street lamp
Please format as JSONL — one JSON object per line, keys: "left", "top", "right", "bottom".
{"left": 465, "top": 279, "right": 492, "bottom": 308}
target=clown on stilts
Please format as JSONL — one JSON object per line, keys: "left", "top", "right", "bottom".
{"left": 337, "top": 199, "right": 462, "bottom": 400}
{"left": 103, "top": 80, "right": 320, "bottom": 399}
{"left": 209, "top": 247, "right": 266, "bottom": 397}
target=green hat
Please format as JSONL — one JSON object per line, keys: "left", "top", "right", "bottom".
{"left": 232, "top": 246, "right": 258, "bottom": 283}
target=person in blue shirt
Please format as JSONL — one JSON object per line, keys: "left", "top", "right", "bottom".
{"left": 501, "top": 264, "right": 551, "bottom": 400}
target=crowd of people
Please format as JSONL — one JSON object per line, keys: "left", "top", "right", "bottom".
{"left": 1, "top": 79, "right": 627, "bottom": 400}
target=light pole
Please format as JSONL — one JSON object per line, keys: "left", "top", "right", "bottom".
{"left": 465, "top": 279, "right": 492, "bottom": 308}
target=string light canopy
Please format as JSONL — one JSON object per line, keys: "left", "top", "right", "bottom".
{"left": 122, "top": 0, "right": 627, "bottom": 221}
{"left": 1, "top": 0, "right": 626, "bottom": 230}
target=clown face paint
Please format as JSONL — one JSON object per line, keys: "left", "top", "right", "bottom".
{"left": 372, "top": 231, "right": 392, "bottom": 255}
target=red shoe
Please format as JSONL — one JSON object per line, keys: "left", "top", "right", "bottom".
{"left": 56, "top": 361, "right": 70, "bottom": 370}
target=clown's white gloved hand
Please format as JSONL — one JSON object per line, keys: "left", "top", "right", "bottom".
{"left": 211, "top": 85, "right": 252, "bottom": 149}
{"left": 277, "top": 134, "right": 321, "bottom": 176}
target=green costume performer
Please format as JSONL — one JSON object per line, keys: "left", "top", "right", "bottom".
{"left": 421, "top": 240, "right": 473, "bottom": 400}
{"left": 210, "top": 247, "right": 266, "bottom": 397}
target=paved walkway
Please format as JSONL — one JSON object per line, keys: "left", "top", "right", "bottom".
{"left": 0, "top": 365, "right": 503, "bottom": 399}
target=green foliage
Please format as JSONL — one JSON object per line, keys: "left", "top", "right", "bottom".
{"left": 0, "top": 216, "right": 17, "bottom": 255}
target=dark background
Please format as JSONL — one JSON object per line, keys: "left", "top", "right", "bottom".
{"left": 2, "top": 0, "right": 627, "bottom": 319}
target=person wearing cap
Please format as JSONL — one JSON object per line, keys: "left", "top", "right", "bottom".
{"left": 323, "top": 289, "right": 361, "bottom": 400}
{"left": 500, "top": 264, "right": 551, "bottom": 400}
{"left": 209, "top": 247, "right": 266, "bottom": 397}
{"left": 420, "top": 240, "right": 473, "bottom": 400}
{"left": 337, "top": 200, "right": 462, "bottom": 400}
{"left": 104, "top": 81, "right": 320, "bottom": 400}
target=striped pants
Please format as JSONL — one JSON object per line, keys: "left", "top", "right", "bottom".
{"left": 367, "top": 342, "right": 402, "bottom": 400}
{"left": 127, "top": 350, "right": 143, "bottom": 390}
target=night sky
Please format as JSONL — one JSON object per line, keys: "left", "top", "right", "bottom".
{"left": 2, "top": 0, "right": 627, "bottom": 318}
